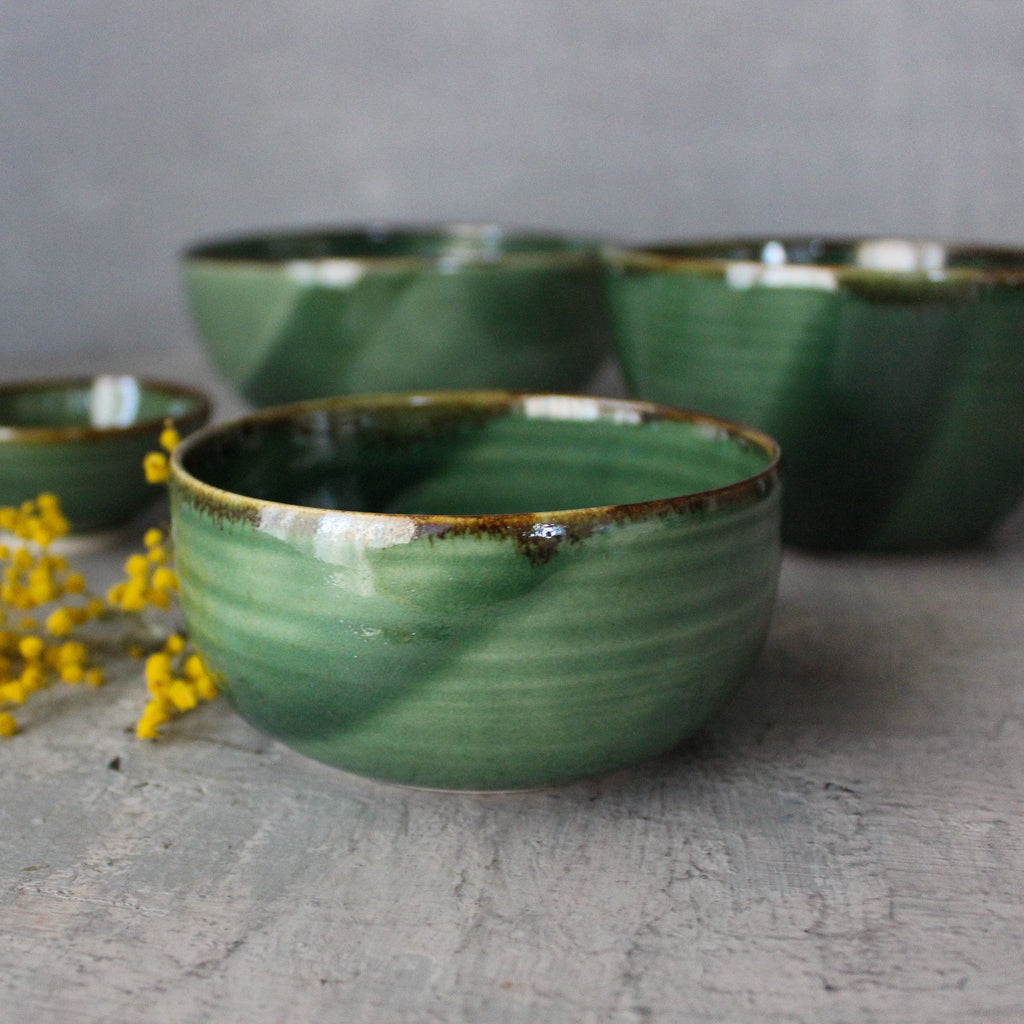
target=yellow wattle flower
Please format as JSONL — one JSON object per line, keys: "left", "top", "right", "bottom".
{"left": 1, "top": 489, "right": 217, "bottom": 742}
{"left": 45, "top": 607, "right": 75, "bottom": 637}
{"left": 159, "top": 425, "right": 181, "bottom": 452}
{"left": 143, "top": 452, "right": 170, "bottom": 484}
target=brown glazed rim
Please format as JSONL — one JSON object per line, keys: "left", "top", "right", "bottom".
{"left": 603, "top": 236, "right": 1024, "bottom": 284}
{"left": 182, "top": 223, "right": 603, "bottom": 271}
{"left": 170, "top": 390, "right": 781, "bottom": 542}
{"left": 0, "top": 378, "right": 212, "bottom": 443}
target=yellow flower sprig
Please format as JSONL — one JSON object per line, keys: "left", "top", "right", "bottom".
{"left": 107, "top": 527, "right": 179, "bottom": 614}
{"left": 1, "top": 420, "right": 218, "bottom": 740}
{"left": 104, "top": 526, "right": 219, "bottom": 738}
{"left": 0, "top": 495, "right": 106, "bottom": 735}
{"left": 123, "top": 419, "right": 219, "bottom": 738}
{"left": 143, "top": 421, "right": 180, "bottom": 485}
{"left": 137, "top": 632, "right": 218, "bottom": 740}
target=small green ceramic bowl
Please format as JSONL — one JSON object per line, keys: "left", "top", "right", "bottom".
{"left": 604, "top": 237, "right": 1024, "bottom": 551}
{"left": 0, "top": 377, "right": 210, "bottom": 533}
{"left": 169, "top": 390, "right": 781, "bottom": 790}
{"left": 181, "top": 224, "right": 613, "bottom": 406}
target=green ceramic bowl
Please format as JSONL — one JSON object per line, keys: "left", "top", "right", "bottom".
{"left": 181, "top": 224, "right": 613, "bottom": 406}
{"left": 604, "top": 237, "right": 1024, "bottom": 551}
{"left": 0, "top": 377, "right": 210, "bottom": 533}
{"left": 169, "top": 391, "right": 781, "bottom": 790}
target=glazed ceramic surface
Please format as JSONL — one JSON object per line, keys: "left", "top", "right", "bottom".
{"left": 0, "top": 377, "right": 210, "bottom": 532}
{"left": 604, "top": 238, "right": 1024, "bottom": 550}
{"left": 182, "top": 225, "right": 612, "bottom": 406}
{"left": 169, "top": 391, "right": 781, "bottom": 790}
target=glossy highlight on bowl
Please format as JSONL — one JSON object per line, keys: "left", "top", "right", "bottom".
{"left": 0, "top": 376, "right": 210, "bottom": 532}
{"left": 604, "top": 237, "right": 1024, "bottom": 550}
{"left": 169, "top": 391, "right": 782, "bottom": 790}
{"left": 182, "top": 224, "right": 613, "bottom": 406}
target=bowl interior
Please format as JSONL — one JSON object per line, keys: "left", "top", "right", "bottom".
{"left": 180, "top": 394, "right": 777, "bottom": 518}
{"left": 0, "top": 376, "right": 206, "bottom": 434}
{"left": 636, "top": 237, "right": 1024, "bottom": 273}
{"left": 186, "top": 225, "right": 593, "bottom": 266}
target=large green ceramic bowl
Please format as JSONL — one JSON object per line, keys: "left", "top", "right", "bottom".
{"left": 169, "top": 391, "right": 781, "bottom": 790}
{"left": 604, "top": 237, "right": 1024, "bottom": 551}
{"left": 0, "top": 377, "right": 210, "bottom": 533}
{"left": 181, "top": 224, "right": 613, "bottom": 406}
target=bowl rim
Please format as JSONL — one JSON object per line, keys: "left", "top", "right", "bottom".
{"left": 0, "top": 376, "right": 212, "bottom": 443}
{"left": 181, "top": 222, "right": 605, "bottom": 271}
{"left": 602, "top": 235, "right": 1024, "bottom": 283}
{"left": 169, "top": 390, "right": 781, "bottom": 536}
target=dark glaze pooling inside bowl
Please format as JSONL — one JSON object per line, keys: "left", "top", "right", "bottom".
{"left": 176, "top": 394, "right": 779, "bottom": 562}
{"left": 640, "top": 238, "right": 1024, "bottom": 273}
{"left": 185, "top": 225, "right": 596, "bottom": 265}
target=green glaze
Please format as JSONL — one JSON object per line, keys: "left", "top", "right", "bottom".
{"left": 181, "top": 225, "right": 613, "bottom": 406}
{"left": 169, "top": 391, "right": 781, "bottom": 791}
{"left": 0, "top": 378, "right": 209, "bottom": 532}
{"left": 604, "top": 238, "right": 1024, "bottom": 550}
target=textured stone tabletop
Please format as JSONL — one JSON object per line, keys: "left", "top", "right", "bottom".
{"left": 1, "top": 351, "right": 1022, "bottom": 1023}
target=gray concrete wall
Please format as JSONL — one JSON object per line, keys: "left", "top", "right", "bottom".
{"left": 3, "top": 1, "right": 1023, "bottom": 360}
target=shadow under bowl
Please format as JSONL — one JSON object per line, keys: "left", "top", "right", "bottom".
{"left": 0, "top": 376, "right": 210, "bottom": 533}
{"left": 604, "top": 237, "right": 1024, "bottom": 551}
{"left": 181, "top": 223, "right": 613, "bottom": 407}
{"left": 169, "top": 390, "right": 781, "bottom": 790}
